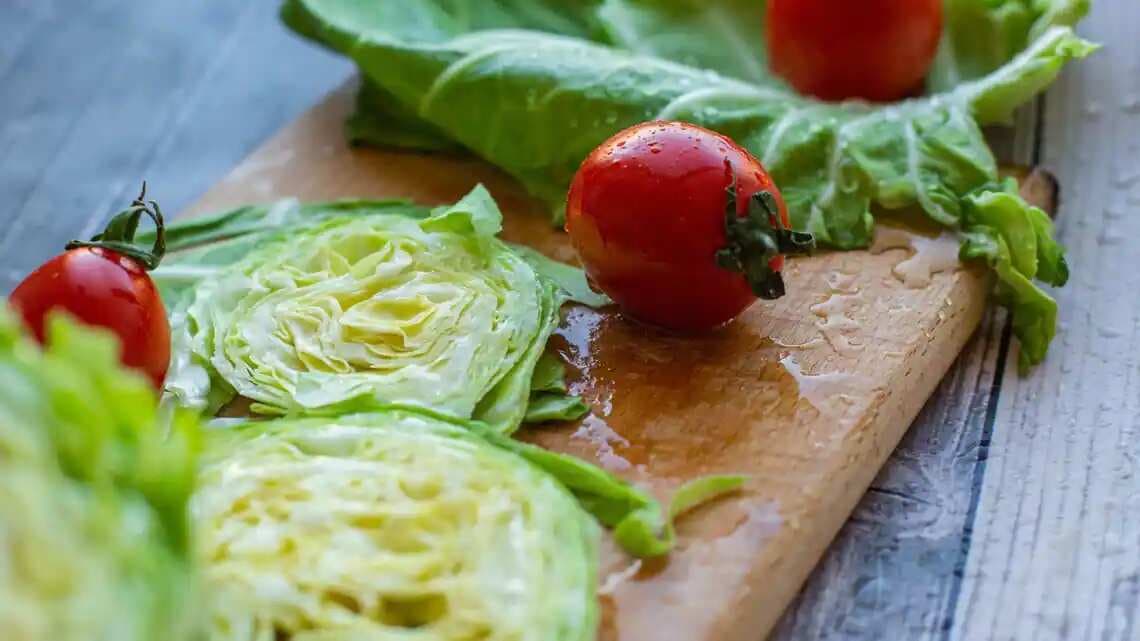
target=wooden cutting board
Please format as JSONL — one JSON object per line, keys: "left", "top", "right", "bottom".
{"left": 182, "top": 83, "right": 1049, "bottom": 641}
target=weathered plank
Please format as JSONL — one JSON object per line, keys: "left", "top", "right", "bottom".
{"left": 950, "top": 5, "right": 1140, "bottom": 641}
{"left": 0, "top": 0, "right": 348, "bottom": 293}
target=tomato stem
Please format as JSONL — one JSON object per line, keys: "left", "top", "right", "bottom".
{"left": 67, "top": 182, "right": 167, "bottom": 270}
{"left": 715, "top": 177, "right": 814, "bottom": 299}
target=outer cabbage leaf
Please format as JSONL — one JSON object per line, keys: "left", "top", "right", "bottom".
{"left": 284, "top": 0, "right": 1093, "bottom": 365}
{"left": 929, "top": 0, "right": 1090, "bottom": 91}
{"left": 196, "top": 411, "right": 599, "bottom": 641}
{"left": 462, "top": 418, "right": 746, "bottom": 557}
{"left": 160, "top": 186, "right": 588, "bottom": 434}
{"left": 0, "top": 309, "right": 200, "bottom": 641}
{"left": 960, "top": 181, "right": 1068, "bottom": 370}
{"left": 594, "top": 0, "right": 775, "bottom": 86}
{"left": 290, "top": 13, "right": 1092, "bottom": 240}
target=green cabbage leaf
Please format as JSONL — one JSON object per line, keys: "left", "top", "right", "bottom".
{"left": 959, "top": 179, "right": 1068, "bottom": 372}
{"left": 929, "top": 0, "right": 1091, "bottom": 90}
{"left": 281, "top": 0, "right": 1095, "bottom": 367}
{"left": 155, "top": 186, "right": 593, "bottom": 433}
{"left": 0, "top": 309, "right": 200, "bottom": 641}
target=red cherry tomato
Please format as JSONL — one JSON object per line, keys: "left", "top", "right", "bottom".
{"left": 566, "top": 121, "right": 812, "bottom": 331}
{"left": 766, "top": 0, "right": 943, "bottom": 102}
{"left": 9, "top": 187, "right": 171, "bottom": 390}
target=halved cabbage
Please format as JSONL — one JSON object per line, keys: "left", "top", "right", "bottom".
{"left": 168, "top": 186, "right": 583, "bottom": 433}
{"left": 0, "top": 310, "right": 200, "bottom": 641}
{"left": 194, "top": 411, "right": 598, "bottom": 641}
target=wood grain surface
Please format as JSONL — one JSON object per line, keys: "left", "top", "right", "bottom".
{"left": 0, "top": 0, "right": 347, "bottom": 292}
{"left": 2, "top": 2, "right": 1134, "bottom": 639}
{"left": 950, "top": 6, "right": 1140, "bottom": 641}
{"left": 182, "top": 83, "right": 997, "bottom": 641}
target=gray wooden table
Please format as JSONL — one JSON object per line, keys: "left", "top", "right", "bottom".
{"left": 1, "top": 2, "right": 1136, "bottom": 639}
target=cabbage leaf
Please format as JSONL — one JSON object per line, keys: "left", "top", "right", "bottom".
{"left": 281, "top": 0, "right": 1094, "bottom": 367}
{"left": 0, "top": 309, "right": 200, "bottom": 641}
{"left": 960, "top": 179, "right": 1068, "bottom": 372}
{"left": 156, "top": 186, "right": 593, "bottom": 432}
{"left": 929, "top": 0, "right": 1090, "bottom": 90}
{"left": 195, "top": 410, "right": 599, "bottom": 641}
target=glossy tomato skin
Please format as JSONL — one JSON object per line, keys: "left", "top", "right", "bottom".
{"left": 766, "top": 0, "right": 943, "bottom": 102}
{"left": 10, "top": 247, "right": 170, "bottom": 390}
{"left": 566, "top": 121, "right": 790, "bottom": 331}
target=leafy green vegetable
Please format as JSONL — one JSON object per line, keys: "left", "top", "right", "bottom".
{"left": 929, "top": 0, "right": 1090, "bottom": 91}
{"left": 595, "top": 0, "right": 774, "bottom": 86}
{"left": 0, "top": 309, "right": 200, "bottom": 641}
{"left": 524, "top": 392, "right": 591, "bottom": 422}
{"left": 194, "top": 410, "right": 599, "bottom": 641}
{"left": 960, "top": 180, "right": 1068, "bottom": 371}
{"left": 523, "top": 351, "right": 591, "bottom": 422}
{"left": 157, "top": 186, "right": 597, "bottom": 432}
{"left": 282, "top": 0, "right": 1094, "bottom": 367}
{"left": 468, "top": 421, "right": 747, "bottom": 557}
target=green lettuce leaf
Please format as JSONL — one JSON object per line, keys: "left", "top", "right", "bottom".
{"left": 594, "top": 0, "right": 775, "bottom": 86}
{"left": 524, "top": 392, "right": 591, "bottom": 422}
{"left": 929, "top": 0, "right": 1090, "bottom": 91}
{"left": 194, "top": 410, "right": 599, "bottom": 641}
{"left": 158, "top": 186, "right": 596, "bottom": 433}
{"left": 283, "top": 0, "right": 1094, "bottom": 366}
{"left": 960, "top": 181, "right": 1068, "bottom": 370}
{"left": 522, "top": 351, "right": 591, "bottom": 422}
{"left": 0, "top": 309, "right": 200, "bottom": 641}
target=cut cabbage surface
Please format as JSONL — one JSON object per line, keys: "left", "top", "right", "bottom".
{"left": 162, "top": 186, "right": 592, "bottom": 432}
{"left": 195, "top": 411, "right": 599, "bottom": 641}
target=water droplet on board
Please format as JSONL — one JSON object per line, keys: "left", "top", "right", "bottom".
{"left": 572, "top": 415, "right": 632, "bottom": 471}
{"left": 826, "top": 271, "right": 859, "bottom": 293}
{"left": 779, "top": 355, "right": 871, "bottom": 434}
{"left": 1082, "top": 101, "right": 1103, "bottom": 120}
{"left": 810, "top": 293, "right": 864, "bottom": 356}
{"left": 1105, "top": 206, "right": 1125, "bottom": 220}
{"left": 870, "top": 227, "right": 961, "bottom": 288}
{"left": 771, "top": 336, "right": 826, "bottom": 350}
